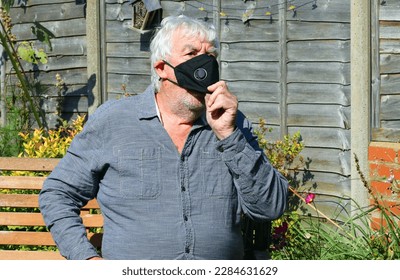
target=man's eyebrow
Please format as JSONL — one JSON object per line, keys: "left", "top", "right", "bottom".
{"left": 182, "top": 44, "right": 197, "bottom": 52}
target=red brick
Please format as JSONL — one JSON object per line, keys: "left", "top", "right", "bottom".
{"left": 370, "top": 217, "right": 388, "bottom": 231}
{"left": 369, "top": 163, "right": 400, "bottom": 179}
{"left": 370, "top": 180, "right": 392, "bottom": 196}
{"left": 368, "top": 145, "right": 397, "bottom": 162}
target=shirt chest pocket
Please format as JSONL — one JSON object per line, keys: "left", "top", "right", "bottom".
{"left": 116, "top": 146, "right": 162, "bottom": 199}
{"left": 200, "top": 148, "right": 236, "bottom": 198}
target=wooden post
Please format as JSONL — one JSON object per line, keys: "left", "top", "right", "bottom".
{"left": 350, "top": 0, "right": 371, "bottom": 212}
{"left": 86, "top": 0, "right": 103, "bottom": 115}
{"left": 279, "top": 0, "right": 288, "bottom": 138}
{"left": 0, "top": 2, "right": 5, "bottom": 127}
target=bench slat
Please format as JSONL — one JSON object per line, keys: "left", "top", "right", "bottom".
{"left": 0, "top": 176, "right": 46, "bottom": 190}
{"left": 0, "top": 231, "right": 102, "bottom": 247}
{"left": 0, "top": 250, "right": 65, "bottom": 260}
{"left": 0, "top": 157, "right": 60, "bottom": 172}
{"left": 0, "top": 194, "right": 100, "bottom": 209}
{"left": 0, "top": 212, "right": 103, "bottom": 227}
{"left": 0, "top": 231, "right": 56, "bottom": 246}
{"left": 0, "top": 194, "right": 41, "bottom": 208}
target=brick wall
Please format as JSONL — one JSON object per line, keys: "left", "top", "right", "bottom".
{"left": 368, "top": 142, "right": 400, "bottom": 229}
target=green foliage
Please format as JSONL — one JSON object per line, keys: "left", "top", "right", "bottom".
{"left": 268, "top": 154, "right": 400, "bottom": 260}
{"left": 17, "top": 41, "right": 48, "bottom": 64}
{"left": 255, "top": 118, "right": 304, "bottom": 178}
{"left": 254, "top": 118, "right": 400, "bottom": 260}
{"left": 0, "top": 89, "right": 30, "bottom": 156}
{"left": 17, "top": 114, "right": 85, "bottom": 160}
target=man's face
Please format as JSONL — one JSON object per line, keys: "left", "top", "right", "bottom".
{"left": 162, "top": 28, "right": 217, "bottom": 112}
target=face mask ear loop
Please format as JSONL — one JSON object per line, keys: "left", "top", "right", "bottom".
{"left": 161, "top": 60, "right": 180, "bottom": 87}
{"left": 162, "top": 60, "right": 175, "bottom": 69}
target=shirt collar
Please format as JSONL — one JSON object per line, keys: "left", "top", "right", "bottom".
{"left": 137, "top": 85, "right": 159, "bottom": 120}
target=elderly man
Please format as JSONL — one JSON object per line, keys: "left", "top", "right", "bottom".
{"left": 39, "top": 15, "right": 288, "bottom": 260}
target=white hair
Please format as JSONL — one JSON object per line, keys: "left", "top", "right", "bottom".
{"left": 149, "top": 15, "right": 219, "bottom": 91}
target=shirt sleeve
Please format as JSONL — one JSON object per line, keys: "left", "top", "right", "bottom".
{"left": 39, "top": 112, "right": 105, "bottom": 260}
{"left": 215, "top": 111, "right": 289, "bottom": 221}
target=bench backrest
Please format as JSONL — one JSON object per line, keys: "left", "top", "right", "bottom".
{"left": 0, "top": 157, "right": 103, "bottom": 260}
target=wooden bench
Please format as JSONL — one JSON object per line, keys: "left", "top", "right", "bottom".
{"left": 0, "top": 157, "right": 103, "bottom": 260}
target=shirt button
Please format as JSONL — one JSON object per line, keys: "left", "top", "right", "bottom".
{"left": 181, "top": 186, "right": 186, "bottom": 192}
{"left": 185, "top": 247, "right": 190, "bottom": 253}
{"left": 217, "top": 146, "right": 224, "bottom": 152}
{"left": 183, "top": 215, "right": 188, "bottom": 221}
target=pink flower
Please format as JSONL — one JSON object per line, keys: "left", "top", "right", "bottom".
{"left": 305, "top": 193, "right": 315, "bottom": 204}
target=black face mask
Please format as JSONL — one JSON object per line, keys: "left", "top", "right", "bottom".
{"left": 163, "top": 54, "right": 219, "bottom": 94}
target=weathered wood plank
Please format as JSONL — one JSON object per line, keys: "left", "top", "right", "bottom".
{"left": 372, "top": 128, "right": 400, "bottom": 142}
{"left": 380, "top": 54, "right": 400, "bottom": 74}
{"left": 11, "top": 57, "right": 87, "bottom": 73}
{"left": 238, "top": 102, "right": 280, "bottom": 125}
{"left": 220, "top": 42, "right": 279, "bottom": 62}
{"left": 288, "top": 127, "right": 350, "bottom": 150}
{"left": 107, "top": 73, "right": 151, "bottom": 96}
{"left": 293, "top": 147, "right": 351, "bottom": 176}
{"left": 287, "top": 104, "right": 350, "bottom": 128}
{"left": 7, "top": 69, "right": 89, "bottom": 86}
{"left": 161, "top": 0, "right": 214, "bottom": 19}
{"left": 380, "top": 73, "right": 400, "bottom": 94}
{"left": 380, "top": 2, "right": 400, "bottom": 21}
{"left": 10, "top": 2, "right": 85, "bottom": 22}
{"left": 107, "top": 42, "right": 150, "bottom": 58}
{"left": 379, "top": 21, "right": 400, "bottom": 39}
{"left": 106, "top": 0, "right": 132, "bottom": 21}
{"left": 106, "top": 57, "right": 151, "bottom": 75}
{"left": 42, "top": 96, "right": 88, "bottom": 113}
{"left": 35, "top": 36, "right": 87, "bottom": 56}
{"left": 221, "top": 0, "right": 350, "bottom": 23}
{"left": 287, "top": 21, "right": 350, "bottom": 40}
{"left": 220, "top": 19, "right": 279, "bottom": 42}
{"left": 380, "top": 39, "right": 400, "bottom": 54}
{"left": 106, "top": 20, "right": 145, "bottom": 42}
{"left": 381, "top": 121, "right": 400, "bottom": 130}
{"left": 12, "top": 19, "right": 86, "bottom": 39}
{"left": 380, "top": 94, "right": 400, "bottom": 120}
{"left": 287, "top": 83, "right": 350, "bottom": 105}
{"left": 227, "top": 81, "right": 280, "bottom": 103}
{"left": 287, "top": 62, "right": 350, "bottom": 84}
{"left": 221, "top": 61, "right": 280, "bottom": 81}
{"left": 288, "top": 40, "right": 350, "bottom": 62}
{"left": 291, "top": 170, "right": 351, "bottom": 197}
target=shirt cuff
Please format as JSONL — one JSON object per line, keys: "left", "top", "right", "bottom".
{"left": 214, "top": 128, "right": 246, "bottom": 160}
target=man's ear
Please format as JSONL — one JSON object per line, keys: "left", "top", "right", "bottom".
{"left": 154, "top": 60, "right": 167, "bottom": 79}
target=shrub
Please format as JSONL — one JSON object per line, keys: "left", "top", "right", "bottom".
{"left": 269, "top": 155, "right": 400, "bottom": 260}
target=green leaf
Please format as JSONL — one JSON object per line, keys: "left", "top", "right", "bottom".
{"left": 17, "top": 42, "right": 37, "bottom": 64}
{"left": 35, "top": 49, "right": 48, "bottom": 64}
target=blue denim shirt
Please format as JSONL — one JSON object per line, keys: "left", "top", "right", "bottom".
{"left": 39, "top": 85, "right": 288, "bottom": 260}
